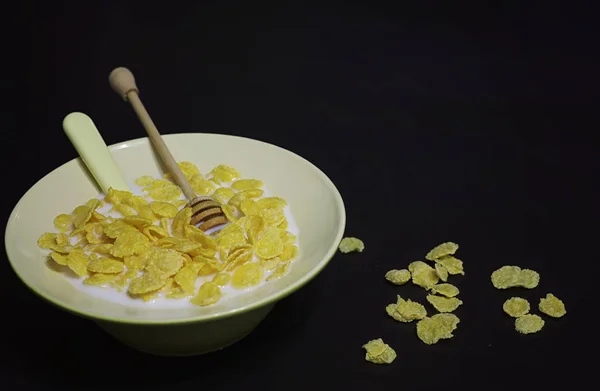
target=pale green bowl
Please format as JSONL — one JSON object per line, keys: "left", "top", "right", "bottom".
{"left": 5, "top": 133, "right": 345, "bottom": 356}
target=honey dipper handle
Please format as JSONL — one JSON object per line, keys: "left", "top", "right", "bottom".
{"left": 109, "top": 67, "right": 196, "bottom": 200}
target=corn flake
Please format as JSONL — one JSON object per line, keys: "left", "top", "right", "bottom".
{"left": 212, "top": 272, "right": 231, "bottom": 286}
{"left": 150, "top": 202, "right": 178, "bottom": 218}
{"left": 209, "top": 164, "right": 240, "bottom": 184}
{"left": 191, "top": 281, "right": 221, "bottom": 306}
{"left": 435, "top": 263, "right": 448, "bottom": 282}
{"left": 503, "top": 297, "right": 530, "bottom": 318}
{"left": 145, "top": 249, "right": 184, "bottom": 277}
{"left": 135, "top": 175, "right": 155, "bottom": 186}
{"left": 425, "top": 242, "right": 459, "bottom": 261}
{"left": 426, "top": 295, "right": 463, "bottom": 313}
{"left": 416, "top": 313, "right": 460, "bottom": 345}
{"left": 174, "top": 263, "right": 203, "bottom": 295}
{"left": 232, "top": 179, "right": 264, "bottom": 191}
{"left": 435, "top": 255, "right": 464, "bottom": 275}
{"left": 338, "top": 237, "right": 364, "bottom": 253}
{"left": 362, "top": 338, "right": 396, "bottom": 364}
{"left": 515, "top": 314, "right": 544, "bottom": 334}
{"left": 430, "top": 283, "right": 459, "bottom": 298}
{"left": 267, "top": 262, "right": 289, "bottom": 281}
{"left": 491, "top": 265, "right": 539, "bottom": 289}
{"left": 255, "top": 227, "right": 284, "bottom": 259}
{"left": 408, "top": 261, "right": 439, "bottom": 289}
{"left": 49, "top": 252, "right": 68, "bottom": 266}
{"left": 84, "top": 273, "right": 119, "bottom": 286}
{"left": 87, "top": 257, "right": 125, "bottom": 274}
{"left": 110, "top": 231, "right": 150, "bottom": 258}
{"left": 54, "top": 214, "right": 73, "bottom": 232}
{"left": 386, "top": 295, "right": 427, "bottom": 322}
{"left": 538, "top": 293, "right": 566, "bottom": 318}
{"left": 66, "top": 251, "right": 89, "bottom": 277}
{"left": 128, "top": 271, "right": 169, "bottom": 295}
{"left": 385, "top": 269, "right": 411, "bottom": 285}
{"left": 231, "top": 263, "right": 264, "bottom": 289}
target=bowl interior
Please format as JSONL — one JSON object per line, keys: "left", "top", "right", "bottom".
{"left": 5, "top": 133, "right": 345, "bottom": 323}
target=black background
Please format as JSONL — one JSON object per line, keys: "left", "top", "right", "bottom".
{"left": 2, "top": 1, "right": 597, "bottom": 390}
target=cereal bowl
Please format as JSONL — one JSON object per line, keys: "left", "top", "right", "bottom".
{"left": 5, "top": 133, "right": 345, "bottom": 356}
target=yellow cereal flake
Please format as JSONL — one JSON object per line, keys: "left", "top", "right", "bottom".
{"left": 189, "top": 175, "right": 217, "bottom": 195}
{"left": 145, "top": 248, "right": 184, "bottom": 277}
{"left": 135, "top": 175, "right": 155, "bottom": 186}
{"left": 384, "top": 269, "right": 411, "bottom": 285}
{"left": 231, "top": 179, "right": 264, "bottom": 191}
{"left": 150, "top": 202, "right": 178, "bottom": 218}
{"left": 255, "top": 227, "right": 284, "bottom": 259}
{"left": 491, "top": 266, "right": 539, "bottom": 289}
{"left": 260, "top": 207, "right": 285, "bottom": 227}
{"left": 434, "top": 255, "right": 464, "bottom": 275}
{"left": 260, "top": 257, "right": 280, "bottom": 271}
{"left": 515, "top": 314, "right": 544, "bottom": 334}
{"left": 84, "top": 273, "right": 119, "bottom": 286}
{"left": 87, "top": 257, "right": 125, "bottom": 274}
{"left": 92, "top": 243, "right": 113, "bottom": 255}
{"left": 386, "top": 295, "right": 427, "bottom": 322}
{"left": 174, "top": 263, "right": 203, "bottom": 295}
{"left": 228, "top": 189, "right": 264, "bottom": 208}
{"left": 257, "top": 197, "right": 287, "bottom": 209}
{"left": 416, "top": 313, "right": 460, "bottom": 345}
{"left": 128, "top": 271, "right": 169, "bottom": 295}
{"left": 338, "top": 237, "right": 364, "bottom": 253}
{"left": 430, "top": 283, "right": 460, "bottom": 298}
{"left": 124, "top": 251, "right": 152, "bottom": 271}
{"left": 171, "top": 207, "right": 192, "bottom": 238}
{"left": 66, "top": 251, "right": 89, "bottom": 277}
{"left": 53, "top": 214, "right": 73, "bottom": 232}
{"left": 209, "top": 164, "right": 240, "bottom": 184}
{"left": 435, "top": 263, "right": 448, "bottom": 282}
{"left": 362, "top": 338, "right": 396, "bottom": 364}
{"left": 221, "top": 204, "right": 239, "bottom": 222}
{"left": 426, "top": 295, "right": 463, "bottom": 313}
{"left": 212, "top": 272, "right": 231, "bottom": 286}
{"left": 408, "top": 261, "right": 439, "bottom": 289}
{"left": 267, "top": 262, "right": 290, "bottom": 281}
{"left": 212, "top": 187, "right": 235, "bottom": 204}
{"left": 110, "top": 231, "right": 151, "bottom": 258}
{"left": 191, "top": 281, "right": 221, "bottom": 306}
{"left": 280, "top": 244, "right": 298, "bottom": 262}
{"left": 244, "top": 215, "right": 266, "bottom": 244}
{"left": 49, "top": 252, "right": 68, "bottom": 266}
{"left": 231, "top": 263, "right": 264, "bottom": 289}
{"left": 538, "top": 293, "right": 566, "bottom": 318}
{"left": 425, "top": 242, "right": 458, "bottom": 261}
{"left": 503, "top": 297, "right": 530, "bottom": 318}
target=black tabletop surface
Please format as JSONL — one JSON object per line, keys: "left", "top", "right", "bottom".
{"left": 3, "top": 1, "right": 597, "bottom": 390}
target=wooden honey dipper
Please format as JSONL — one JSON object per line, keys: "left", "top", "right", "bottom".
{"left": 108, "top": 67, "right": 228, "bottom": 232}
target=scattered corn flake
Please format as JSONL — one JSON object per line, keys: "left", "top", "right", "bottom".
{"left": 386, "top": 295, "right": 427, "bottom": 322}
{"left": 87, "top": 257, "right": 125, "bottom": 274}
{"left": 191, "top": 281, "right": 222, "bottom": 306}
{"left": 66, "top": 251, "right": 89, "bottom": 277}
{"left": 515, "top": 314, "right": 544, "bottom": 334}
{"left": 430, "top": 283, "right": 460, "bottom": 298}
{"left": 231, "top": 263, "right": 264, "bottom": 289}
{"left": 190, "top": 175, "right": 217, "bottom": 195}
{"left": 384, "top": 269, "right": 411, "bottom": 285}
{"left": 255, "top": 227, "right": 284, "bottom": 259}
{"left": 491, "top": 266, "right": 539, "bottom": 289}
{"left": 213, "top": 187, "right": 235, "bottom": 203}
{"left": 435, "top": 255, "right": 464, "bottom": 275}
{"left": 53, "top": 214, "right": 73, "bottom": 232}
{"left": 280, "top": 244, "right": 298, "bottom": 262}
{"left": 128, "top": 271, "right": 169, "bottom": 295}
{"left": 362, "top": 338, "right": 396, "bottom": 364}
{"left": 503, "top": 297, "right": 530, "bottom": 318}
{"left": 408, "top": 261, "right": 439, "bottom": 289}
{"left": 426, "top": 295, "right": 463, "bottom": 313}
{"left": 416, "top": 313, "right": 460, "bottom": 345}
{"left": 538, "top": 293, "right": 566, "bottom": 318}
{"left": 84, "top": 273, "right": 119, "bottom": 286}
{"left": 339, "top": 237, "right": 364, "bottom": 253}
{"left": 145, "top": 248, "right": 184, "bottom": 277}
{"left": 212, "top": 272, "right": 232, "bottom": 286}
{"left": 267, "top": 262, "right": 290, "bottom": 281}
{"left": 209, "top": 164, "right": 240, "bottom": 184}
{"left": 150, "top": 202, "right": 178, "bottom": 218}
{"left": 174, "top": 263, "right": 203, "bottom": 295}
{"left": 425, "top": 242, "right": 459, "bottom": 261}
{"left": 49, "top": 252, "right": 68, "bottom": 266}
{"left": 37, "top": 232, "right": 58, "bottom": 250}
{"left": 435, "top": 263, "right": 449, "bottom": 282}
{"left": 110, "top": 230, "right": 151, "bottom": 258}
{"left": 232, "top": 179, "right": 264, "bottom": 191}
{"left": 135, "top": 175, "right": 155, "bottom": 186}
{"left": 257, "top": 196, "right": 287, "bottom": 209}
{"left": 260, "top": 257, "right": 280, "bottom": 271}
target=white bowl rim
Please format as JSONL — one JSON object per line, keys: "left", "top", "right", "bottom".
{"left": 5, "top": 133, "right": 346, "bottom": 325}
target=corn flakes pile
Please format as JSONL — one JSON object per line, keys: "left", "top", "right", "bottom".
{"left": 37, "top": 162, "right": 299, "bottom": 306}
{"left": 491, "top": 265, "right": 566, "bottom": 334}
